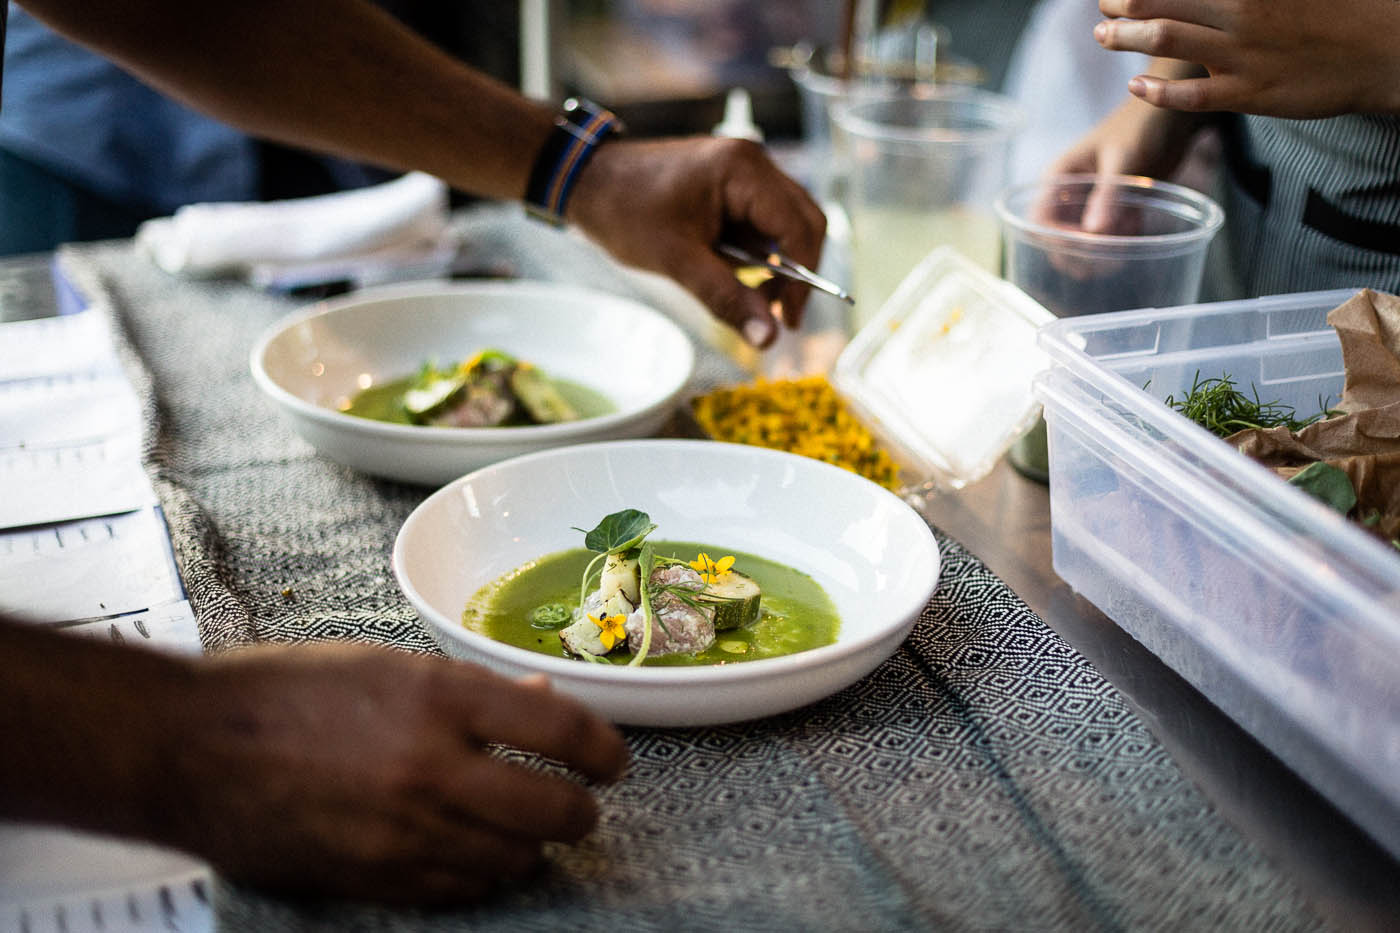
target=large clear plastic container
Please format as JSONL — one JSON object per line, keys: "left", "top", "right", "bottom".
{"left": 1035, "top": 288, "right": 1400, "bottom": 859}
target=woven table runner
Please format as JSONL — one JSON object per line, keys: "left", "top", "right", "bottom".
{"left": 59, "top": 207, "right": 1326, "bottom": 932}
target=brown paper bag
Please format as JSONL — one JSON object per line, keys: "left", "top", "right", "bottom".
{"left": 1225, "top": 289, "right": 1400, "bottom": 541}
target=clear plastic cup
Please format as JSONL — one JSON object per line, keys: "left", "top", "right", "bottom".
{"left": 994, "top": 174, "right": 1224, "bottom": 319}
{"left": 789, "top": 66, "right": 931, "bottom": 210}
{"left": 994, "top": 173, "right": 1224, "bottom": 481}
{"left": 788, "top": 31, "right": 974, "bottom": 206}
{"left": 831, "top": 88, "right": 1023, "bottom": 330}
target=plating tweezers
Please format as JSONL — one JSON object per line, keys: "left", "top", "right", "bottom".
{"left": 716, "top": 242, "right": 855, "bottom": 306}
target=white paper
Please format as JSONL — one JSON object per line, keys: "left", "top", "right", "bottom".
{"left": 0, "top": 311, "right": 120, "bottom": 381}
{"left": 0, "top": 280, "right": 210, "bottom": 929}
{"left": 0, "top": 311, "right": 157, "bottom": 529}
{"left": 60, "top": 600, "right": 203, "bottom": 656}
{"left": 0, "top": 822, "right": 211, "bottom": 932}
{"left": 0, "top": 507, "right": 189, "bottom": 629}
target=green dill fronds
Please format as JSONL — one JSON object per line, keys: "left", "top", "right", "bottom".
{"left": 1163, "top": 371, "right": 1332, "bottom": 438}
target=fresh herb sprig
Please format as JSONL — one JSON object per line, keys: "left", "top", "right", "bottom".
{"left": 631, "top": 542, "right": 656, "bottom": 667}
{"left": 654, "top": 581, "right": 709, "bottom": 614}
{"left": 1163, "top": 371, "right": 1334, "bottom": 438}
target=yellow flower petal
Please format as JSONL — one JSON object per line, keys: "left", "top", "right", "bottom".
{"left": 591, "top": 612, "right": 627, "bottom": 651}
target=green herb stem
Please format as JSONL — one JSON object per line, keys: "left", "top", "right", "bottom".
{"left": 1164, "top": 372, "right": 1333, "bottom": 439}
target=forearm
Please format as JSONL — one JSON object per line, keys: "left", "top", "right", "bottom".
{"left": 16, "top": 0, "right": 556, "bottom": 201}
{"left": 15, "top": 0, "right": 829, "bottom": 346}
{"left": 0, "top": 619, "right": 187, "bottom": 840}
{"left": 1050, "top": 61, "right": 1214, "bottom": 183}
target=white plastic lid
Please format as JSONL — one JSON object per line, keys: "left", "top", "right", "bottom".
{"left": 832, "top": 246, "right": 1055, "bottom": 490}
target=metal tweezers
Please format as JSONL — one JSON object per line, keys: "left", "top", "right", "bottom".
{"left": 716, "top": 242, "right": 855, "bottom": 306}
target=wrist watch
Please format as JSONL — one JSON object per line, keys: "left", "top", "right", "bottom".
{"left": 523, "top": 97, "right": 624, "bottom": 226}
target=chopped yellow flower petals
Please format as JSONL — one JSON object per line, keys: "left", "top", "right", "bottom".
{"left": 688, "top": 552, "right": 735, "bottom": 584}
{"left": 690, "top": 375, "right": 903, "bottom": 490}
{"left": 588, "top": 612, "right": 628, "bottom": 651}
{"left": 458, "top": 350, "right": 486, "bottom": 375}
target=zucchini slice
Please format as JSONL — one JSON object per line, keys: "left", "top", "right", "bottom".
{"left": 700, "top": 571, "right": 761, "bottom": 630}
{"left": 510, "top": 365, "right": 579, "bottom": 423}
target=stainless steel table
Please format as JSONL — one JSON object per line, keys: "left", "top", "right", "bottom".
{"left": 917, "top": 460, "right": 1400, "bottom": 931}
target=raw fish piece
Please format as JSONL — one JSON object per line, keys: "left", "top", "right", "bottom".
{"left": 626, "top": 564, "right": 715, "bottom": 656}
{"left": 427, "top": 370, "right": 517, "bottom": 427}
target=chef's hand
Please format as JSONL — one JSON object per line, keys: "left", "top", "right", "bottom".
{"left": 566, "top": 136, "right": 827, "bottom": 349}
{"left": 1095, "top": 0, "right": 1400, "bottom": 118}
{"left": 0, "top": 617, "right": 629, "bottom": 908}
{"left": 162, "top": 644, "right": 629, "bottom": 904}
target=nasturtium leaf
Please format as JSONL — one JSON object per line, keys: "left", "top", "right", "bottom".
{"left": 573, "top": 509, "right": 657, "bottom": 554}
{"left": 1288, "top": 461, "right": 1357, "bottom": 514}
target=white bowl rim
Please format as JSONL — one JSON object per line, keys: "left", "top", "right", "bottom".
{"left": 249, "top": 280, "right": 696, "bottom": 445}
{"left": 392, "top": 438, "right": 941, "bottom": 684}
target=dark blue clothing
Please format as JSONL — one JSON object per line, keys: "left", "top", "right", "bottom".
{"left": 0, "top": 6, "right": 259, "bottom": 212}
{"left": 0, "top": 4, "right": 386, "bottom": 255}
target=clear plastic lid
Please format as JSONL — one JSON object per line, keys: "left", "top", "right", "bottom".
{"left": 832, "top": 246, "right": 1055, "bottom": 491}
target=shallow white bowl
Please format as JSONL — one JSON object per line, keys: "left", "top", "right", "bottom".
{"left": 250, "top": 281, "right": 696, "bottom": 486}
{"left": 392, "top": 439, "right": 941, "bottom": 726}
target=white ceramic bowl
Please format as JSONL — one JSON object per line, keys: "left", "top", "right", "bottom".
{"left": 250, "top": 281, "right": 696, "bottom": 486}
{"left": 392, "top": 439, "right": 941, "bottom": 726}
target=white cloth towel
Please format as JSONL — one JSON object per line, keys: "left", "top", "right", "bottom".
{"left": 136, "top": 171, "right": 450, "bottom": 279}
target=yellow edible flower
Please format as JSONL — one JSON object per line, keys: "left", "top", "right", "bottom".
{"left": 458, "top": 350, "right": 486, "bottom": 375}
{"left": 688, "top": 552, "right": 735, "bottom": 584}
{"left": 589, "top": 612, "right": 628, "bottom": 651}
{"left": 690, "top": 375, "right": 903, "bottom": 491}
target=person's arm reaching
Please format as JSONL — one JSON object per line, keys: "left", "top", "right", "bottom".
{"left": 0, "top": 618, "right": 629, "bottom": 904}
{"left": 1049, "top": 56, "right": 1211, "bottom": 180}
{"left": 1094, "top": 0, "right": 1400, "bottom": 118}
{"left": 15, "top": 0, "right": 825, "bottom": 346}
{"left": 1046, "top": 57, "right": 1212, "bottom": 231}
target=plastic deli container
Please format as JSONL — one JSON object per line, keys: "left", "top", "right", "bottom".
{"left": 831, "top": 246, "right": 1055, "bottom": 491}
{"left": 1035, "top": 288, "right": 1400, "bottom": 859}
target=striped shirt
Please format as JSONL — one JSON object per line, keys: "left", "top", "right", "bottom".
{"left": 1213, "top": 112, "right": 1400, "bottom": 299}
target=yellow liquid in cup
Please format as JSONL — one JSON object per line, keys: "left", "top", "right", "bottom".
{"left": 849, "top": 205, "right": 1001, "bottom": 330}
